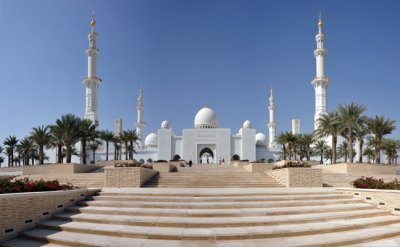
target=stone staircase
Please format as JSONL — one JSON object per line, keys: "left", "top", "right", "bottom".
{"left": 145, "top": 164, "right": 284, "bottom": 188}
{"left": 3, "top": 187, "right": 400, "bottom": 246}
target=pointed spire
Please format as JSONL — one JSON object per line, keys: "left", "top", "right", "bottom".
{"left": 204, "top": 102, "right": 208, "bottom": 108}
{"left": 269, "top": 86, "right": 273, "bottom": 98}
{"left": 90, "top": 11, "right": 96, "bottom": 31}
{"left": 318, "top": 12, "right": 323, "bottom": 33}
{"left": 139, "top": 83, "right": 143, "bottom": 97}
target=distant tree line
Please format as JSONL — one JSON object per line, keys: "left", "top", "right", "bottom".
{"left": 0, "top": 114, "right": 139, "bottom": 166}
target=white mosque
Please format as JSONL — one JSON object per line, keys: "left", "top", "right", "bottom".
{"left": 83, "top": 14, "right": 329, "bottom": 164}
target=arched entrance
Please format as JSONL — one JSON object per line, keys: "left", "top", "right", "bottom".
{"left": 199, "top": 147, "right": 214, "bottom": 164}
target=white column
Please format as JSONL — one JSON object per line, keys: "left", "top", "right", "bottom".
{"left": 268, "top": 87, "right": 276, "bottom": 148}
{"left": 311, "top": 14, "right": 330, "bottom": 130}
{"left": 135, "top": 85, "right": 145, "bottom": 144}
{"left": 83, "top": 14, "right": 101, "bottom": 123}
{"left": 292, "top": 119, "right": 300, "bottom": 135}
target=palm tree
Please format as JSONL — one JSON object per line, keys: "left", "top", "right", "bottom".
{"left": 354, "top": 118, "right": 369, "bottom": 163}
{"left": 299, "top": 133, "right": 314, "bottom": 161}
{"left": 88, "top": 139, "right": 102, "bottom": 163}
{"left": 30, "top": 125, "right": 51, "bottom": 165}
{"left": 123, "top": 130, "right": 139, "bottom": 160}
{"left": 381, "top": 138, "right": 398, "bottom": 165}
{"left": 78, "top": 119, "right": 98, "bottom": 164}
{"left": 337, "top": 103, "right": 366, "bottom": 163}
{"left": 17, "top": 136, "right": 36, "bottom": 165}
{"left": 49, "top": 125, "right": 64, "bottom": 163}
{"left": 314, "top": 139, "right": 328, "bottom": 164}
{"left": 3, "top": 135, "right": 19, "bottom": 166}
{"left": 277, "top": 132, "right": 288, "bottom": 160}
{"left": 315, "top": 112, "right": 343, "bottom": 164}
{"left": 363, "top": 147, "right": 375, "bottom": 164}
{"left": 120, "top": 131, "right": 130, "bottom": 160}
{"left": 0, "top": 145, "right": 3, "bottom": 166}
{"left": 99, "top": 130, "right": 114, "bottom": 161}
{"left": 366, "top": 116, "right": 396, "bottom": 164}
{"left": 55, "top": 114, "right": 81, "bottom": 163}
{"left": 113, "top": 135, "right": 121, "bottom": 160}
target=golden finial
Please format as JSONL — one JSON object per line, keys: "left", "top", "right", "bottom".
{"left": 318, "top": 12, "right": 322, "bottom": 29}
{"left": 90, "top": 11, "right": 96, "bottom": 30}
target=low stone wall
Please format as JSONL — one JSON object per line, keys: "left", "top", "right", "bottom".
{"left": 0, "top": 167, "right": 23, "bottom": 172}
{"left": 243, "top": 163, "right": 273, "bottom": 173}
{"left": 231, "top": 161, "right": 250, "bottom": 167}
{"left": 104, "top": 167, "right": 158, "bottom": 187}
{"left": 267, "top": 168, "right": 323, "bottom": 187}
{"left": 22, "top": 163, "right": 98, "bottom": 175}
{"left": 315, "top": 163, "right": 400, "bottom": 175}
{"left": 337, "top": 188, "right": 400, "bottom": 214}
{"left": 0, "top": 189, "right": 99, "bottom": 241}
{"left": 152, "top": 162, "right": 174, "bottom": 172}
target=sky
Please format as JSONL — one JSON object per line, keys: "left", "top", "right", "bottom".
{"left": 1, "top": 0, "right": 400, "bottom": 146}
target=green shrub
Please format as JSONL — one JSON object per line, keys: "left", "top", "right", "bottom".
{"left": 0, "top": 177, "right": 77, "bottom": 194}
{"left": 352, "top": 176, "right": 400, "bottom": 190}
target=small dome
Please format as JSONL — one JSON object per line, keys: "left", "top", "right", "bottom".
{"left": 237, "top": 128, "right": 243, "bottom": 135}
{"left": 194, "top": 105, "right": 218, "bottom": 128}
{"left": 144, "top": 132, "right": 158, "bottom": 148}
{"left": 243, "top": 120, "right": 252, "bottom": 129}
{"left": 161, "top": 120, "right": 170, "bottom": 129}
{"left": 255, "top": 132, "right": 267, "bottom": 147}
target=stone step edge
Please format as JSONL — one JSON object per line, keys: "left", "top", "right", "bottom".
{"left": 52, "top": 209, "right": 390, "bottom": 228}
{"left": 77, "top": 198, "right": 364, "bottom": 209}
{"left": 36, "top": 217, "right": 400, "bottom": 241}
{"left": 19, "top": 223, "right": 400, "bottom": 247}
{"left": 65, "top": 204, "right": 375, "bottom": 217}
{"left": 97, "top": 191, "right": 343, "bottom": 197}
{"left": 89, "top": 194, "right": 353, "bottom": 202}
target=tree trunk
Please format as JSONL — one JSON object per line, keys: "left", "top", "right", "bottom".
{"left": 348, "top": 128, "right": 353, "bottom": 163}
{"left": 39, "top": 145, "right": 44, "bottom": 165}
{"left": 92, "top": 149, "right": 95, "bottom": 163}
{"left": 307, "top": 145, "right": 311, "bottom": 161}
{"left": 66, "top": 144, "right": 72, "bottom": 163}
{"left": 332, "top": 136, "right": 337, "bottom": 164}
{"left": 11, "top": 148, "right": 14, "bottom": 167}
{"left": 358, "top": 140, "right": 363, "bottom": 163}
{"left": 375, "top": 140, "right": 381, "bottom": 164}
{"left": 320, "top": 149, "right": 323, "bottom": 164}
{"left": 81, "top": 140, "right": 87, "bottom": 164}
{"left": 57, "top": 145, "right": 62, "bottom": 163}
{"left": 106, "top": 141, "right": 109, "bottom": 161}
{"left": 282, "top": 145, "right": 286, "bottom": 160}
{"left": 125, "top": 142, "right": 128, "bottom": 160}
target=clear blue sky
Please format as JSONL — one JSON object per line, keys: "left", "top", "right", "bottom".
{"left": 1, "top": 0, "right": 400, "bottom": 144}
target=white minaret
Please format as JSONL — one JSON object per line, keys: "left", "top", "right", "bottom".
{"left": 268, "top": 87, "right": 276, "bottom": 149}
{"left": 83, "top": 13, "right": 101, "bottom": 123}
{"left": 311, "top": 13, "right": 330, "bottom": 130}
{"left": 135, "top": 85, "right": 145, "bottom": 145}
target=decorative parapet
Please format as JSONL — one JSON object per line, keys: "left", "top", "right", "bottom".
{"left": 104, "top": 167, "right": 158, "bottom": 187}
{"left": 267, "top": 168, "right": 322, "bottom": 187}
{"left": 243, "top": 163, "right": 273, "bottom": 173}
{"left": 0, "top": 189, "right": 99, "bottom": 241}
{"left": 314, "top": 163, "right": 400, "bottom": 175}
{"left": 22, "top": 163, "right": 99, "bottom": 175}
{"left": 337, "top": 188, "right": 400, "bottom": 214}
{"left": 152, "top": 162, "right": 175, "bottom": 172}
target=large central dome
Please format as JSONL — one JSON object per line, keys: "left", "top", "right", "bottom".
{"left": 194, "top": 105, "right": 218, "bottom": 128}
